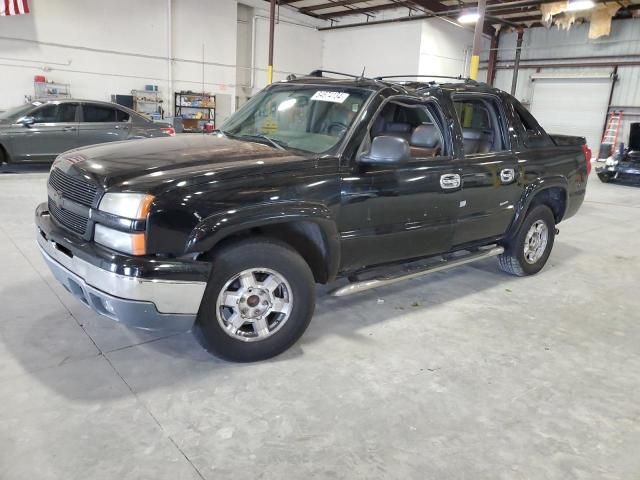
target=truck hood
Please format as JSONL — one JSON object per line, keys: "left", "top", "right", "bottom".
{"left": 55, "top": 135, "right": 311, "bottom": 192}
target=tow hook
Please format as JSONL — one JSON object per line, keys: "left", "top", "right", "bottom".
{"left": 555, "top": 228, "right": 560, "bottom": 235}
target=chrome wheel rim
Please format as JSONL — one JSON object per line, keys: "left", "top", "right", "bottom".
{"left": 523, "top": 220, "right": 549, "bottom": 264}
{"left": 215, "top": 268, "right": 293, "bottom": 342}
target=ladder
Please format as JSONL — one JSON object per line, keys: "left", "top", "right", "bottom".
{"left": 600, "top": 111, "right": 623, "bottom": 159}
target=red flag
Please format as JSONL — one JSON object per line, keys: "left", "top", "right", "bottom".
{"left": 0, "top": 0, "right": 30, "bottom": 16}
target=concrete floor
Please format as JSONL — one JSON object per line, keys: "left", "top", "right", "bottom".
{"left": 1, "top": 171, "right": 639, "bottom": 480}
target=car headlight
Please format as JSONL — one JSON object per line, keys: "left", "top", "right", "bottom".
{"left": 99, "top": 193, "right": 154, "bottom": 219}
{"left": 95, "top": 193, "right": 154, "bottom": 255}
{"left": 94, "top": 225, "right": 146, "bottom": 255}
{"left": 605, "top": 156, "right": 618, "bottom": 167}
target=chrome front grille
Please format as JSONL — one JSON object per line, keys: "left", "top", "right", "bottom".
{"left": 48, "top": 200, "right": 87, "bottom": 235}
{"left": 47, "top": 167, "right": 99, "bottom": 236}
{"left": 48, "top": 168, "right": 99, "bottom": 207}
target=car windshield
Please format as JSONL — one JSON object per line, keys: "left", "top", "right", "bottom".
{"left": 220, "top": 85, "right": 371, "bottom": 154}
{"left": 0, "top": 102, "right": 39, "bottom": 122}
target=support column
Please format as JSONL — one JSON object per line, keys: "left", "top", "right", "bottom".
{"left": 486, "top": 33, "right": 499, "bottom": 86}
{"left": 511, "top": 27, "right": 524, "bottom": 95}
{"left": 469, "top": 0, "right": 486, "bottom": 80}
{"left": 267, "top": 0, "right": 276, "bottom": 84}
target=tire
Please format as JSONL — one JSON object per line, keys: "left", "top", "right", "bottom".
{"left": 498, "top": 205, "right": 556, "bottom": 276}
{"left": 196, "top": 238, "right": 315, "bottom": 362}
{"left": 598, "top": 173, "right": 611, "bottom": 183}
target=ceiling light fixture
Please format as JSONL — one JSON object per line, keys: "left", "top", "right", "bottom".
{"left": 458, "top": 9, "right": 480, "bottom": 23}
{"left": 566, "top": 0, "right": 595, "bottom": 11}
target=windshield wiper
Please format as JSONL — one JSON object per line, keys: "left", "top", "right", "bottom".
{"left": 220, "top": 130, "right": 287, "bottom": 150}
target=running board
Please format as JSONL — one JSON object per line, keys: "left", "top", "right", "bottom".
{"left": 329, "top": 245, "right": 504, "bottom": 297}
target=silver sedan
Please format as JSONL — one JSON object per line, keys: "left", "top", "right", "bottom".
{"left": 0, "top": 99, "right": 175, "bottom": 165}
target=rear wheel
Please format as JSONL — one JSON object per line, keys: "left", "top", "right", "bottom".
{"left": 196, "top": 238, "right": 315, "bottom": 362}
{"left": 498, "top": 205, "right": 555, "bottom": 276}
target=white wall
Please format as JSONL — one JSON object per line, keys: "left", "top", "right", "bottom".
{"left": 0, "top": 0, "right": 496, "bottom": 126}
{"left": 321, "top": 21, "right": 423, "bottom": 77}
{"left": 320, "top": 17, "right": 487, "bottom": 80}
{"left": 0, "top": 0, "right": 325, "bottom": 124}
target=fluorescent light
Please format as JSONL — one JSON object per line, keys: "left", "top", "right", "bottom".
{"left": 458, "top": 9, "right": 480, "bottom": 23}
{"left": 277, "top": 98, "right": 297, "bottom": 111}
{"left": 566, "top": 0, "right": 594, "bottom": 10}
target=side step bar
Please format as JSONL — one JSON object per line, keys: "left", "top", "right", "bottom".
{"left": 330, "top": 245, "right": 504, "bottom": 297}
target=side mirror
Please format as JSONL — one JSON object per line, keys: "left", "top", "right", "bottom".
{"left": 18, "top": 116, "right": 35, "bottom": 127}
{"left": 359, "top": 136, "right": 410, "bottom": 165}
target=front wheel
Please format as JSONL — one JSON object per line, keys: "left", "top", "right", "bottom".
{"left": 498, "top": 205, "right": 556, "bottom": 276}
{"left": 196, "top": 238, "right": 315, "bottom": 362}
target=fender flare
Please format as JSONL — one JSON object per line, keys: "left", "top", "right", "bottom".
{"left": 185, "top": 201, "right": 341, "bottom": 281}
{"left": 506, "top": 176, "right": 569, "bottom": 239}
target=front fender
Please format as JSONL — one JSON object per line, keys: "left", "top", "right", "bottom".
{"left": 185, "top": 201, "right": 341, "bottom": 280}
{"left": 506, "top": 176, "right": 569, "bottom": 238}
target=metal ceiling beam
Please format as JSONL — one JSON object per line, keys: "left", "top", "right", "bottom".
{"left": 299, "top": 0, "right": 372, "bottom": 13}
{"left": 409, "top": 0, "right": 448, "bottom": 12}
{"left": 316, "top": 1, "right": 415, "bottom": 19}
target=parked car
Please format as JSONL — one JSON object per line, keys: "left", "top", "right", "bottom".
{"left": 0, "top": 99, "right": 175, "bottom": 166}
{"left": 596, "top": 123, "right": 640, "bottom": 184}
{"left": 35, "top": 72, "right": 590, "bottom": 362}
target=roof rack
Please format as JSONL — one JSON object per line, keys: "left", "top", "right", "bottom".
{"left": 308, "top": 69, "right": 368, "bottom": 79}
{"left": 375, "top": 74, "right": 478, "bottom": 85}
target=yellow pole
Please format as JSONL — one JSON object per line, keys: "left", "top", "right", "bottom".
{"left": 469, "top": 55, "right": 480, "bottom": 81}
{"left": 267, "top": 65, "right": 274, "bottom": 85}
{"left": 267, "top": 0, "right": 276, "bottom": 85}
{"left": 468, "top": 0, "right": 486, "bottom": 81}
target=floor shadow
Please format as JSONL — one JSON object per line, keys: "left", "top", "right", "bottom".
{"left": 0, "top": 241, "right": 583, "bottom": 402}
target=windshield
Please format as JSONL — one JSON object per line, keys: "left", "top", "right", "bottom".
{"left": 220, "top": 85, "right": 371, "bottom": 154}
{"left": 0, "top": 102, "right": 39, "bottom": 122}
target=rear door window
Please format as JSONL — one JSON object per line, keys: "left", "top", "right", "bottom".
{"left": 83, "top": 104, "right": 117, "bottom": 122}
{"left": 115, "top": 109, "right": 130, "bottom": 122}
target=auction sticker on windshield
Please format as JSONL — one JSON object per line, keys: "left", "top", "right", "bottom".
{"left": 311, "top": 91, "right": 350, "bottom": 103}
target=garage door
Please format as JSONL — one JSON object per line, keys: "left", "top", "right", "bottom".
{"left": 529, "top": 75, "right": 612, "bottom": 151}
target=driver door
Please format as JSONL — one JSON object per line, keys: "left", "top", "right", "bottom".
{"left": 10, "top": 103, "right": 80, "bottom": 162}
{"left": 337, "top": 97, "right": 461, "bottom": 272}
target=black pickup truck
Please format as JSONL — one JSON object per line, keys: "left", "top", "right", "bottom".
{"left": 36, "top": 72, "right": 590, "bottom": 361}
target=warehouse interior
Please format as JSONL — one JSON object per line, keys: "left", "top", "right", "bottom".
{"left": 1, "top": 0, "right": 640, "bottom": 478}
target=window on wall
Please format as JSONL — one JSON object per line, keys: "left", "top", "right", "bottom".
{"left": 83, "top": 105, "right": 117, "bottom": 122}
{"left": 453, "top": 96, "right": 509, "bottom": 155}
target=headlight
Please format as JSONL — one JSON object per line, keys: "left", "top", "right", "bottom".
{"left": 94, "top": 224, "right": 146, "bottom": 255}
{"left": 99, "top": 193, "right": 154, "bottom": 219}
{"left": 605, "top": 156, "right": 618, "bottom": 167}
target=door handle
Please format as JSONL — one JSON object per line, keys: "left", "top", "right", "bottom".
{"left": 63, "top": 126, "right": 76, "bottom": 131}
{"left": 500, "top": 168, "right": 516, "bottom": 183}
{"left": 440, "top": 173, "right": 461, "bottom": 190}
{"left": 114, "top": 125, "right": 121, "bottom": 129}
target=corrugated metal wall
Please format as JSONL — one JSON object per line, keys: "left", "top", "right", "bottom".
{"left": 481, "top": 18, "right": 640, "bottom": 147}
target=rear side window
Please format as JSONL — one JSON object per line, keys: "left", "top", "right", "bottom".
{"left": 32, "top": 103, "right": 77, "bottom": 123}
{"left": 453, "top": 96, "right": 509, "bottom": 155}
{"left": 83, "top": 105, "right": 117, "bottom": 122}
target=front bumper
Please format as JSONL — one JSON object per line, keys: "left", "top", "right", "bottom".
{"left": 36, "top": 204, "right": 208, "bottom": 332}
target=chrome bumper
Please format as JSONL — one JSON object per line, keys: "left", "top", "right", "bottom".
{"left": 37, "top": 233, "right": 206, "bottom": 332}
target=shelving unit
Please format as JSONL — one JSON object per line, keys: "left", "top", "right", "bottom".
{"left": 132, "top": 89, "right": 163, "bottom": 119}
{"left": 34, "top": 81, "right": 71, "bottom": 100}
{"left": 175, "top": 91, "right": 216, "bottom": 133}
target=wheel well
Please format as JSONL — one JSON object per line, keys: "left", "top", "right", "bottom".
{"left": 529, "top": 187, "right": 567, "bottom": 223}
{"left": 0, "top": 143, "right": 7, "bottom": 163}
{"left": 206, "top": 221, "right": 331, "bottom": 283}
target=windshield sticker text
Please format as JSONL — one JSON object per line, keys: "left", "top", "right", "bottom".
{"left": 311, "top": 91, "right": 350, "bottom": 104}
